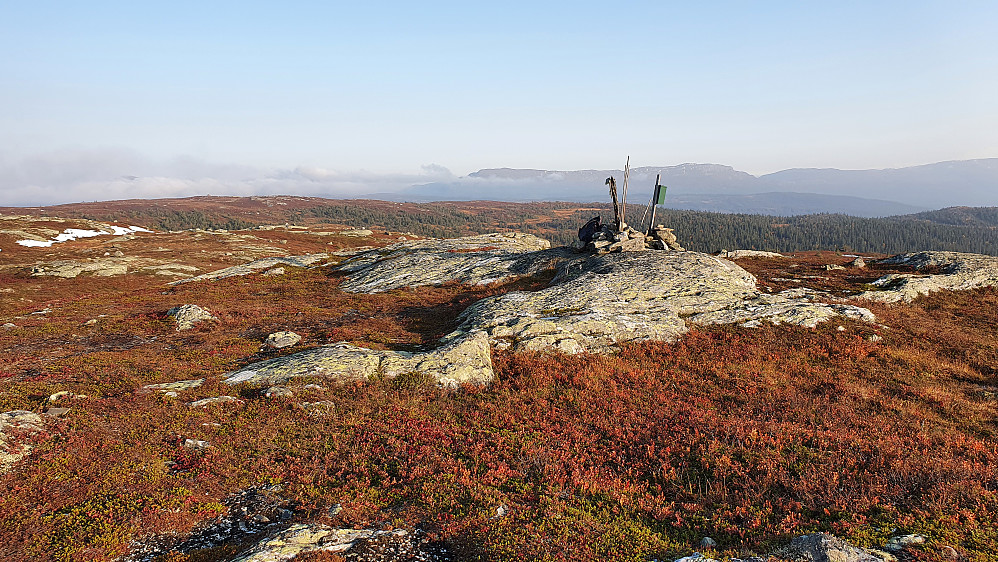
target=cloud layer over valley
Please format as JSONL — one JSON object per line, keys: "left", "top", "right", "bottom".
{"left": 0, "top": 149, "right": 453, "bottom": 207}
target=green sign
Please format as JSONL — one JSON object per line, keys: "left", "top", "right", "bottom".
{"left": 654, "top": 184, "right": 668, "bottom": 205}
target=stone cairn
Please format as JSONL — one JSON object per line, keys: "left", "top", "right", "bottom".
{"left": 581, "top": 219, "right": 685, "bottom": 254}
{"left": 578, "top": 166, "right": 685, "bottom": 255}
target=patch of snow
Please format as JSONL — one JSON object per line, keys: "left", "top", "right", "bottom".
{"left": 16, "top": 239, "right": 54, "bottom": 247}
{"left": 16, "top": 225, "right": 153, "bottom": 247}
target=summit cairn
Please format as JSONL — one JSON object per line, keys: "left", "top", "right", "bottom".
{"left": 578, "top": 159, "right": 685, "bottom": 254}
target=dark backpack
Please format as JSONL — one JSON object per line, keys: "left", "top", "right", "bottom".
{"left": 578, "top": 216, "right": 602, "bottom": 243}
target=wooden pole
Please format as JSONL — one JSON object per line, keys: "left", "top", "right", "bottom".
{"left": 648, "top": 173, "right": 661, "bottom": 234}
{"left": 606, "top": 176, "right": 621, "bottom": 231}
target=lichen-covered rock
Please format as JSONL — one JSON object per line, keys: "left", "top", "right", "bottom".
{"left": 264, "top": 331, "right": 301, "bottom": 349}
{"left": 855, "top": 251, "right": 998, "bottom": 303}
{"left": 230, "top": 524, "right": 434, "bottom": 562}
{"left": 447, "top": 252, "right": 874, "bottom": 354}
{"left": 170, "top": 254, "right": 328, "bottom": 285}
{"left": 142, "top": 379, "right": 205, "bottom": 393}
{"left": 1, "top": 410, "right": 45, "bottom": 474}
{"left": 772, "top": 532, "right": 885, "bottom": 561}
{"left": 166, "top": 305, "right": 217, "bottom": 331}
{"left": 223, "top": 331, "right": 494, "bottom": 387}
{"left": 337, "top": 232, "right": 564, "bottom": 293}
{"left": 31, "top": 258, "right": 129, "bottom": 278}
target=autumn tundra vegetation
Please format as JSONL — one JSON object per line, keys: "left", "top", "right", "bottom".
{"left": 0, "top": 197, "right": 997, "bottom": 561}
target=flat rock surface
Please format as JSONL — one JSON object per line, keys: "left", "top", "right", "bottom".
{"left": 170, "top": 254, "right": 329, "bottom": 284}
{"left": 337, "top": 232, "right": 565, "bottom": 293}
{"left": 447, "top": 251, "right": 875, "bottom": 354}
{"left": 223, "top": 331, "right": 494, "bottom": 387}
{"left": 855, "top": 251, "right": 998, "bottom": 303}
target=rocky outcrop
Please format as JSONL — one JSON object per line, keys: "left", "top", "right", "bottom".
{"left": 337, "top": 232, "right": 565, "bottom": 293}
{"left": 855, "top": 251, "right": 998, "bottom": 303}
{"left": 223, "top": 331, "right": 494, "bottom": 388}
{"left": 228, "top": 524, "right": 444, "bottom": 562}
{"left": 29, "top": 257, "right": 198, "bottom": 278}
{"left": 717, "top": 250, "right": 785, "bottom": 259}
{"left": 167, "top": 305, "right": 217, "bottom": 331}
{"left": 770, "top": 533, "right": 892, "bottom": 561}
{"left": 0, "top": 410, "right": 45, "bottom": 474}
{"left": 170, "top": 254, "right": 329, "bottom": 284}
{"left": 445, "top": 252, "right": 875, "bottom": 354}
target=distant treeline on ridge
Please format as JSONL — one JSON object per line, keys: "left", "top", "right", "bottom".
{"left": 84, "top": 201, "right": 998, "bottom": 256}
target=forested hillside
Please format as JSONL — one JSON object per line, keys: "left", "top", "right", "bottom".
{"left": 302, "top": 203, "right": 998, "bottom": 255}
{"left": 10, "top": 197, "right": 997, "bottom": 255}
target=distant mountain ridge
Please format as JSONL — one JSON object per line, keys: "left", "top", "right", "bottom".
{"left": 403, "top": 159, "right": 998, "bottom": 216}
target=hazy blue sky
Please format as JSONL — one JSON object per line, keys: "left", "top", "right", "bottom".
{"left": 2, "top": 1, "right": 997, "bottom": 203}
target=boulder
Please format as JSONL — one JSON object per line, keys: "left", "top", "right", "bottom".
{"left": 855, "top": 251, "right": 998, "bottom": 303}
{"left": 223, "top": 330, "right": 494, "bottom": 388}
{"left": 167, "top": 305, "right": 217, "bottom": 331}
{"left": 229, "top": 524, "right": 433, "bottom": 562}
{"left": 773, "top": 533, "right": 884, "bottom": 561}
{"left": 264, "top": 331, "right": 301, "bottom": 349}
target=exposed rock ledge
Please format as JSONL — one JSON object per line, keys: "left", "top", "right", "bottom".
{"left": 336, "top": 232, "right": 563, "bottom": 293}
{"left": 223, "top": 331, "right": 493, "bottom": 387}
{"left": 445, "top": 251, "right": 874, "bottom": 354}
{"left": 222, "top": 234, "right": 876, "bottom": 387}
{"left": 169, "top": 254, "right": 329, "bottom": 285}
{"left": 854, "top": 251, "right": 998, "bottom": 303}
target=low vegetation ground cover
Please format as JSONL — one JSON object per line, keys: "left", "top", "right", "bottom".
{"left": 1, "top": 230, "right": 996, "bottom": 560}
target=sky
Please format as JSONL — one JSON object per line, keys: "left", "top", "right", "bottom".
{"left": 2, "top": 1, "right": 997, "bottom": 205}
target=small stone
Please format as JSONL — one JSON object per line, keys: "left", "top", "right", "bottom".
{"left": 265, "top": 386, "right": 294, "bottom": 398}
{"left": 84, "top": 318, "right": 98, "bottom": 326}
{"left": 44, "top": 407, "right": 70, "bottom": 417}
{"left": 885, "top": 534, "right": 926, "bottom": 552}
{"left": 164, "top": 391, "right": 179, "bottom": 398}
{"left": 939, "top": 545, "right": 959, "bottom": 559}
{"left": 166, "top": 304, "right": 217, "bottom": 331}
{"left": 340, "top": 229, "right": 373, "bottom": 237}
{"left": 837, "top": 325, "right": 846, "bottom": 331}
{"left": 261, "top": 267, "right": 285, "bottom": 276}
{"left": 183, "top": 438, "right": 210, "bottom": 449}
{"left": 849, "top": 257, "right": 867, "bottom": 268}
{"left": 868, "top": 334, "right": 883, "bottom": 342}
{"left": 49, "top": 391, "right": 86, "bottom": 402}
{"left": 699, "top": 537, "right": 718, "bottom": 548}
{"left": 2, "top": 323, "right": 16, "bottom": 330}
{"left": 265, "top": 331, "right": 302, "bottom": 349}
{"left": 825, "top": 264, "right": 847, "bottom": 270}
{"left": 328, "top": 504, "right": 343, "bottom": 517}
